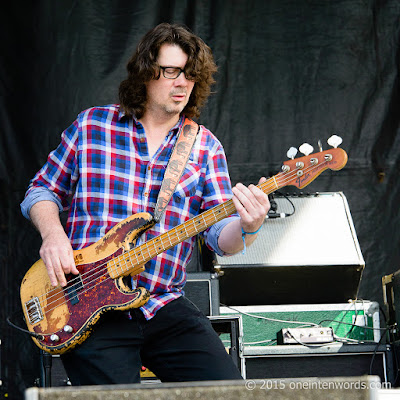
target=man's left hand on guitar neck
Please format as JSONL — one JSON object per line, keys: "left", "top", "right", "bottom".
{"left": 218, "top": 177, "right": 270, "bottom": 255}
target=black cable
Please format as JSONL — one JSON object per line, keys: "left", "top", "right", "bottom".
{"left": 274, "top": 191, "right": 296, "bottom": 217}
{"left": 368, "top": 327, "right": 389, "bottom": 376}
{"left": 266, "top": 191, "right": 296, "bottom": 218}
{"left": 6, "top": 314, "right": 44, "bottom": 340}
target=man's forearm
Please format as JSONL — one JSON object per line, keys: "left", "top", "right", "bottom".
{"left": 29, "top": 200, "right": 65, "bottom": 239}
{"left": 218, "top": 218, "right": 259, "bottom": 255}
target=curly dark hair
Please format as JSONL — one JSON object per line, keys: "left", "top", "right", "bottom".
{"left": 119, "top": 23, "right": 217, "bottom": 119}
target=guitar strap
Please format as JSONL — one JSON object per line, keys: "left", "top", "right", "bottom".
{"left": 153, "top": 117, "right": 199, "bottom": 222}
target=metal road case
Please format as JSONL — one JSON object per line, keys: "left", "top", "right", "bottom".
{"left": 220, "top": 301, "right": 381, "bottom": 346}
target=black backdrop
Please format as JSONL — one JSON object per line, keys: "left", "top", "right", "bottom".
{"left": 1, "top": 0, "right": 399, "bottom": 397}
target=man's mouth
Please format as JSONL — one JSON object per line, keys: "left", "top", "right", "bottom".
{"left": 171, "top": 93, "right": 186, "bottom": 101}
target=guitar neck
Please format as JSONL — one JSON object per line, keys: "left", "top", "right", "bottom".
{"left": 111, "top": 146, "right": 349, "bottom": 276}
{"left": 114, "top": 174, "right": 280, "bottom": 274}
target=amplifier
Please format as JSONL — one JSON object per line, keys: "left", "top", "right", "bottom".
{"left": 184, "top": 272, "right": 220, "bottom": 316}
{"left": 215, "top": 192, "right": 365, "bottom": 306}
{"left": 382, "top": 269, "right": 400, "bottom": 339}
{"left": 39, "top": 353, "right": 70, "bottom": 387}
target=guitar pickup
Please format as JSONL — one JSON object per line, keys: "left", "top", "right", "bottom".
{"left": 64, "top": 274, "right": 84, "bottom": 306}
{"left": 25, "top": 297, "right": 43, "bottom": 325}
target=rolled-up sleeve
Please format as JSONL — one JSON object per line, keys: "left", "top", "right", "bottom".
{"left": 20, "top": 118, "right": 79, "bottom": 219}
{"left": 203, "top": 215, "right": 240, "bottom": 256}
{"left": 20, "top": 187, "right": 64, "bottom": 220}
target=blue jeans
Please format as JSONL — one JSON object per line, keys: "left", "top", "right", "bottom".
{"left": 61, "top": 296, "right": 242, "bottom": 385}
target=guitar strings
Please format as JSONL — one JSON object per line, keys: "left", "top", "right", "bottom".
{"left": 33, "top": 158, "right": 332, "bottom": 320}
{"left": 34, "top": 158, "right": 325, "bottom": 316}
{"left": 33, "top": 195, "right": 236, "bottom": 308}
{"left": 35, "top": 193, "right": 240, "bottom": 312}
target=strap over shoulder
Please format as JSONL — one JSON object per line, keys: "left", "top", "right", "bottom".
{"left": 153, "top": 118, "right": 199, "bottom": 222}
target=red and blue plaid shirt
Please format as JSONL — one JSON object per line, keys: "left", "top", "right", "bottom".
{"left": 21, "top": 105, "right": 236, "bottom": 319}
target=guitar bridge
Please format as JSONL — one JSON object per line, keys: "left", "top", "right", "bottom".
{"left": 25, "top": 297, "right": 43, "bottom": 325}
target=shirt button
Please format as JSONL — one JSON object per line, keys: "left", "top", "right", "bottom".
{"left": 144, "top": 192, "right": 149, "bottom": 197}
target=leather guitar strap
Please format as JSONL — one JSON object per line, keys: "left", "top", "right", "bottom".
{"left": 153, "top": 117, "right": 199, "bottom": 222}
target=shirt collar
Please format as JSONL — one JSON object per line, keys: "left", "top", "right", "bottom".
{"left": 118, "top": 105, "right": 185, "bottom": 135}
{"left": 117, "top": 105, "right": 127, "bottom": 121}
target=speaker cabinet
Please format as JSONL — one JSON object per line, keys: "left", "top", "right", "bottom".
{"left": 39, "top": 353, "right": 70, "bottom": 387}
{"left": 184, "top": 272, "right": 220, "bottom": 316}
{"left": 244, "top": 344, "right": 395, "bottom": 385}
{"left": 215, "top": 193, "right": 365, "bottom": 306}
{"left": 382, "top": 269, "right": 400, "bottom": 340}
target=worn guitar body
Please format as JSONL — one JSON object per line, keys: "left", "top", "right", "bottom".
{"left": 21, "top": 146, "right": 348, "bottom": 354}
{"left": 20, "top": 212, "right": 155, "bottom": 354}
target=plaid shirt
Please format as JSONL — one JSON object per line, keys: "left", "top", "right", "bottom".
{"left": 21, "top": 105, "right": 236, "bottom": 319}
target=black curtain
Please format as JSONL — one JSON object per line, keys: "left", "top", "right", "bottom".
{"left": 1, "top": 0, "right": 399, "bottom": 397}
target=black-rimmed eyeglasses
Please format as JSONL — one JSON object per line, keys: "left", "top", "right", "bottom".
{"left": 159, "top": 66, "right": 189, "bottom": 80}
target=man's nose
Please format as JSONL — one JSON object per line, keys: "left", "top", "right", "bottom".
{"left": 174, "top": 72, "right": 189, "bottom": 85}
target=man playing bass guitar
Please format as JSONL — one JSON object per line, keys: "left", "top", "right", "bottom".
{"left": 21, "top": 23, "right": 270, "bottom": 385}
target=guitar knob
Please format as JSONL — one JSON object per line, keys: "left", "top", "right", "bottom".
{"left": 299, "top": 143, "right": 314, "bottom": 156}
{"left": 286, "top": 147, "right": 298, "bottom": 160}
{"left": 63, "top": 325, "right": 73, "bottom": 333}
{"left": 50, "top": 334, "right": 60, "bottom": 342}
{"left": 327, "top": 135, "right": 343, "bottom": 148}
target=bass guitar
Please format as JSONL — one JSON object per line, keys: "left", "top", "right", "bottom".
{"left": 20, "top": 138, "right": 347, "bottom": 354}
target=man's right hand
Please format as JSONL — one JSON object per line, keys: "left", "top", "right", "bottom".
{"left": 29, "top": 200, "right": 79, "bottom": 287}
{"left": 40, "top": 228, "right": 79, "bottom": 287}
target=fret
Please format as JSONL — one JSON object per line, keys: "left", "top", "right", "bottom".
{"left": 124, "top": 254, "right": 132, "bottom": 268}
{"left": 201, "top": 213, "right": 208, "bottom": 228}
{"left": 142, "top": 243, "right": 153, "bottom": 260}
{"left": 107, "top": 259, "right": 116, "bottom": 274}
{"left": 166, "top": 231, "right": 174, "bottom": 248}
{"left": 120, "top": 259, "right": 127, "bottom": 274}
{"left": 153, "top": 237, "right": 163, "bottom": 253}
{"left": 183, "top": 225, "right": 190, "bottom": 239}
{"left": 114, "top": 258, "right": 122, "bottom": 274}
{"left": 270, "top": 176, "right": 278, "bottom": 191}
{"left": 134, "top": 248, "right": 145, "bottom": 264}
{"left": 192, "top": 218, "right": 199, "bottom": 234}
{"left": 220, "top": 202, "right": 229, "bottom": 216}
{"left": 148, "top": 241, "right": 158, "bottom": 260}
{"left": 208, "top": 208, "right": 216, "bottom": 223}
{"left": 210, "top": 206, "right": 222, "bottom": 222}
{"left": 173, "top": 228, "right": 182, "bottom": 245}
{"left": 121, "top": 254, "right": 132, "bottom": 274}
{"left": 175, "top": 227, "right": 183, "bottom": 243}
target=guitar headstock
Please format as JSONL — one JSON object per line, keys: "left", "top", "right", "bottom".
{"left": 278, "top": 137, "right": 348, "bottom": 189}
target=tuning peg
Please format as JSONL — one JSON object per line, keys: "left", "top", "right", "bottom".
{"left": 286, "top": 147, "right": 298, "bottom": 160}
{"left": 327, "top": 135, "right": 343, "bottom": 148}
{"left": 299, "top": 143, "right": 314, "bottom": 156}
{"left": 318, "top": 140, "right": 323, "bottom": 152}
